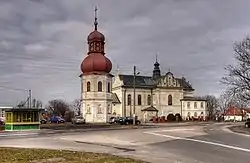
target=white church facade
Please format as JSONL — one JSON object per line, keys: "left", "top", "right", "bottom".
{"left": 112, "top": 71, "right": 208, "bottom": 122}
{"left": 80, "top": 9, "right": 208, "bottom": 123}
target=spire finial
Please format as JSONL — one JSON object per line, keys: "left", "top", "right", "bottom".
{"left": 156, "top": 53, "right": 158, "bottom": 62}
{"left": 94, "top": 6, "right": 98, "bottom": 30}
{"left": 168, "top": 68, "right": 171, "bottom": 72}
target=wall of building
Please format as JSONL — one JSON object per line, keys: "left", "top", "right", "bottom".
{"left": 181, "top": 100, "right": 207, "bottom": 120}
{"left": 81, "top": 74, "right": 113, "bottom": 123}
{"left": 224, "top": 116, "right": 242, "bottom": 121}
{"left": 111, "top": 87, "right": 190, "bottom": 120}
{"left": 154, "top": 88, "right": 183, "bottom": 116}
{"left": 112, "top": 87, "right": 123, "bottom": 117}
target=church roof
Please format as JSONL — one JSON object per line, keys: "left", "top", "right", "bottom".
{"left": 118, "top": 74, "right": 193, "bottom": 90}
{"left": 176, "top": 78, "right": 194, "bottom": 90}
{"left": 112, "top": 93, "right": 121, "bottom": 104}
{"left": 118, "top": 75, "right": 155, "bottom": 88}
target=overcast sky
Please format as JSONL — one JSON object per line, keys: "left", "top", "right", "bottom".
{"left": 0, "top": 0, "right": 249, "bottom": 106}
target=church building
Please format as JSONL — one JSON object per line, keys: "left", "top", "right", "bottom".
{"left": 80, "top": 8, "right": 208, "bottom": 123}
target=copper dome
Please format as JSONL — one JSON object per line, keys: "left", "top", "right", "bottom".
{"left": 87, "top": 30, "right": 105, "bottom": 42}
{"left": 81, "top": 53, "right": 112, "bottom": 74}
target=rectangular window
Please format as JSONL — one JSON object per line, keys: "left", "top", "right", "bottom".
{"left": 128, "top": 94, "right": 131, "bottom": 105}
{"left": 147, "top": 95, "right": 151, "bottom": 105}
{"left": 138, "top": 95, "right": 142, "bottom": 105}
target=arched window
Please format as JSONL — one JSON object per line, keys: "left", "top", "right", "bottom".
{"left": 87, "top": 82, "right": 91, "bottom": 92}
{"left": 107, "top": 82, "right": 111, "bottom": 92}
{"left": 138, "top": 95, "right": 142, "bottom": 105}
{"left": 128, "top": 94, "right": 131, "bottom": 105}
{"left": 201, "top": 102, "right": 204, "bottom": 108}
{"left": 168, "top": 95, "right": 172, "bottom": 105}
{"left": 147, "top": 95, "right": 151, "bottom": 105}
{"left": 98, "top": 81, "right": 102, "bottom": 92}
{"left": 187, "top": 102, "right": 190, "bottom": 108}
{"left": 194, "top": 102, "right": 197, "bottom": 108}
{"left": 194, "top": 112, "right": 198, "bottom": 117}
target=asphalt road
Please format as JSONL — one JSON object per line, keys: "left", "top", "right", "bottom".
{"left": 0, "top": 123, "right": 249, "bottom": 163}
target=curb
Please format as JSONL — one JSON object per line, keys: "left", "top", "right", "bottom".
{"left": 40, "top": 125, "right": 159, "bottom": 134}
{"left": 224, "top": 125, "right": 250, "bottom": 138}
{"left": 0, "top": 125, "right": 159, "bottom": 137}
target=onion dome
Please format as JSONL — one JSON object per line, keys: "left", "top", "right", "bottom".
{"left": 87, "top": 30, "right": 105, "bottom": 42}
{"left": 81, "top": 53, "right": 112, "bottom": 74}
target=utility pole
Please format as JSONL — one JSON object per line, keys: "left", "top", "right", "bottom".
{"left": 133, "top": 66, "right": 136, "bottom": 125}
{"left": 28, "top": 90, "right": 32, "bottom": 108}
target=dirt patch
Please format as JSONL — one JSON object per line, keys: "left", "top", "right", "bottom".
{"left": 228, "top": 125, "right": 250, "bottom": 135}
{"left": 31, "top": 157, "right": 66, "bottom": 163}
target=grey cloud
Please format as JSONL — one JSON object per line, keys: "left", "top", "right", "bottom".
{"left": 0, "top": 0, "right": 250, "bottom": 105}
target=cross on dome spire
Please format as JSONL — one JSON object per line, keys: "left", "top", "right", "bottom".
{"left": 94, "top": 6, "right": 98, "bottom": 30}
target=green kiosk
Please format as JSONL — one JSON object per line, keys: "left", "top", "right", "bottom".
{"left": 4, "top": 107, "right": 43, "bottom": 131}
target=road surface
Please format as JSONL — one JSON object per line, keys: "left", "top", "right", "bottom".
{"left": 0, "top": 123, "right": 249, "bottom": 163}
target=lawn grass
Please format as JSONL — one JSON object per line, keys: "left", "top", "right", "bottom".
{"left": 0, "top": 148, "right": 146, "bottom": 163}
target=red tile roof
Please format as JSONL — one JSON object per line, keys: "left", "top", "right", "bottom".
{"left": 224, "top": 106, "right": 243, "bottom": 116}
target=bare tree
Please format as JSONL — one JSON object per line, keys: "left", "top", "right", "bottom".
{"left": 46, "top": 99, "right": 69, "bottom": 117}
{"left": 72, "top": 99, "right": 81, "bottom": 116}
{"left": 202, "top": 95, "right": 218, "bottom": 120}
{"left": 217, "top": 89, "right": 235, "bottom": 115}
{"left": 17, "top": 100, "right": 27, "bottom": 108}
{"left": 17, "top": 98, "right": 42, "bottom": 108}
{"left": 222, "top": 36, "right": 250, "bottom": 101}
{"left": 32, "top": 98, "right": 43, "bottom": 108}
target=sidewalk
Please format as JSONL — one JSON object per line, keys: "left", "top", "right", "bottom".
{"left": 0, "top": 124, "right": 157, "bottom": 137}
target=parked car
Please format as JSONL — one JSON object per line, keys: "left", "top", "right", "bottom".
{"left": 245, "top": 118, "right": 250, "bottom": 128}
{"left": 109, "top": 117, "right": 120, "bottom": 124}
{"left": 49, "top": 116, "right": 65, "bottom": 124}
{"left": 40, "top": 118, "right": 47, "bottom": 124}
{"left": 71, "top": 116, "right": 86, "bottom": 124}
{"left": 118, "top": 117, "right": 141, "bottom": 125}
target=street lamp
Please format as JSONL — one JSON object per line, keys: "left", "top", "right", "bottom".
{"left": 133, "top": 66, "right": 140, "bottom": 125}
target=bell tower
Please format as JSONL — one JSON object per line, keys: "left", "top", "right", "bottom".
{"left": 153, "top": 54, "right": 161, "bottom": 80}
{"left": 80, "top": 7, "right": 113, "bottom": 123}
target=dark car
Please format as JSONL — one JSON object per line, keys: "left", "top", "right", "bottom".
{"left": 109, "top": 117, "right": 120, "bottom": 124}
{"left": 245, "top": 118, "right": 250, "bottom": 128}
{"left": 49, "top": 116, "right": 65, "bottom": 124}
{"left": 71, "top": 116, "right": 86, "bottom": 124}
{"left": 118, "top": 117, "right": 141, "bottom": 125}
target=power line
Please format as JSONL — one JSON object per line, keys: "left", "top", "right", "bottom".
{"left": 0, "top": 85, "right": 29, "bottom": 92}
